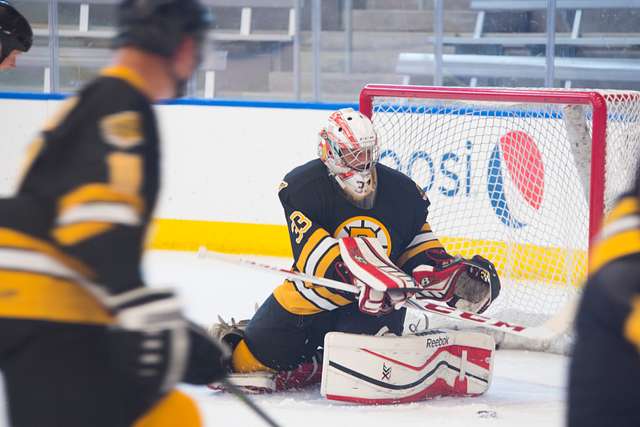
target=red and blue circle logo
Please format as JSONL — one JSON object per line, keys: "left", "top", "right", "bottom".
{"left": 487, "top": 131, "right": 545, "bottom": 229}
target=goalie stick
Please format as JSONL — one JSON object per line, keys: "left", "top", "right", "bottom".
{"left": 198, "top": 249, "right": 576, "bottom": 341}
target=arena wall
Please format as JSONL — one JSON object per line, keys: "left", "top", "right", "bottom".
{"left": 0, "top": 96, "right": 587, "bottom": 285}
{"left": 0, "top": 96, "right": 353, "bottom": 256}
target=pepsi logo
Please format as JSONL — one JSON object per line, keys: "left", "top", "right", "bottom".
{"left": 487, "top": 131, "right": 545, "bottom": 229}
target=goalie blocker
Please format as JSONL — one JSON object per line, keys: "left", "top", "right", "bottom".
{"left": 321, "top": 329, "right": 495, "bottom": 404}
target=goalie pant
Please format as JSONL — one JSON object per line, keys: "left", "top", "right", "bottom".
{"left": 568, "top": 195, "right": 640, "bottom": 427}
{"left": 239, "top": 294, "right": 406, "bottom": 373}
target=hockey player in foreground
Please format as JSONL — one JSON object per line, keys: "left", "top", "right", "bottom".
{"left": 211, "top": 108, "right": 501, "bottom": 403}
{"left": 568, "top": 172, "right": 640, "bottom": 426}
{"left": 0, "top": 1, "right": 228, "bottom": 426}
{"left": 0, "top": 0, "right": 32, "bottom": 70}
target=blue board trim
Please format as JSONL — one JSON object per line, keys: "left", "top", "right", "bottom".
{"left": 0, "top": 91, "right": 628, "bottom": 122}
{"left": 0, "top": 92, "right": 68, "bottom": 101}
{"left": 0, "top": 91, "right": 358, "bottom": 110}
{"left": 164, "top": 98, "right": 358, "bottom": 110}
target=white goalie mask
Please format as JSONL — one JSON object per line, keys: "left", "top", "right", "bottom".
{"left": 318, "top": 108, "right": 380, "bottom": 209}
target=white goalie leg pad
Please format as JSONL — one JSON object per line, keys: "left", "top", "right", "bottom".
{"left": 321, "top": 330, "right": 495, "bottom": 404}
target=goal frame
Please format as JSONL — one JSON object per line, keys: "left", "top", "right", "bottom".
{"left": 359, "top": 84, "right": 608, "bottom": 255}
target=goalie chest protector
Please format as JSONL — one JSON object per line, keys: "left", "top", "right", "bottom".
{"left": 279, "top": 159, "right": 430, "bottom": 262}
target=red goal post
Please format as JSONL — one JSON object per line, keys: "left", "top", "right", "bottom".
{"left": 360, "top": 84, "right": 608, "bottom": 250}
{"left": 359, "top": 84, "right": 640, "bottom": 347}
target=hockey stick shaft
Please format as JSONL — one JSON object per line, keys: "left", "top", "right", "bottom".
{"left": 220, "top": 379, "right": 283, "bottom": 427}
{"left": 201, "top": 250, "right": 568, "bottom": 341}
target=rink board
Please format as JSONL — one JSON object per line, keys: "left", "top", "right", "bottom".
{"left": 0, "top": 95, "right": 587, "bottom": 285}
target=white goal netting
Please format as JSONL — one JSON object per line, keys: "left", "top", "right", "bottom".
{"left": 363, "top": 87, "right": 640, "bottom": 351}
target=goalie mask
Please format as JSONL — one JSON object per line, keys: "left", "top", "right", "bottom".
{"left": 318, "top": 108, "right": 379, "bottom": 209}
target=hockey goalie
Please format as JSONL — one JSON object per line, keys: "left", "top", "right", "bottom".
{"left": 210, "top": 108, "right": 501, "bottom": 404}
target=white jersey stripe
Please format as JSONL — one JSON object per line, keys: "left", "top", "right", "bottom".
{"left": 293, "top": 279, "right": 339, "bottom": 311}
{"left": 305, "top": 236, "right": 339, "bottom": 276}
{"left": 407, "top": 232, "right": 437, "bottom": 249}
{"left": 0, "top": 248, "right": 86, "bottom": 282}
{"left": 599, "top": 215, "right": 640, "bottom": 241}
{"left": 57, "top": 203, "right": 141, "bottom": 226}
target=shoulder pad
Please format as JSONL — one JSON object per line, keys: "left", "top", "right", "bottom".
{"left": 100, "top": 111, "right": 144, "bottom": 149}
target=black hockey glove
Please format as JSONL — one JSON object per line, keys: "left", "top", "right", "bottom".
{"left": 108, "top": 288, "right": 229, "bottom": 409}
{"left": 413, "top": 255, "right": 501, "bottom": 314}
{"left": 453, "top": 255, "right": 501, "bottom": 314}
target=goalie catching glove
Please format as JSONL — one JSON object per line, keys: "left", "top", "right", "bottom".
{"left": 107, "top": 288, "right": 230, "bottom": 410}
{"left": 338, "top": 237, "right": 415, "bottom": 315}
{"left": 412, "top": 255, "right": 501, "bottom": 314}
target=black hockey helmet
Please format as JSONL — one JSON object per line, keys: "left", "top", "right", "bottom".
{"left": 115, "top": 0, "right": 213, "bottom": 58}
{"left": 0, "top": 1, "right": 33, "bottom": 63}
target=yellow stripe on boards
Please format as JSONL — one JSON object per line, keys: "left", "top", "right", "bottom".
{"left": 442, "top": 237, "right": 587, "bottom": 287}
{"left": 146, "top": 219, "right": 588, "bottom": 287}
{"left": 148, "top": 219, "right": 292, "bottom": 255}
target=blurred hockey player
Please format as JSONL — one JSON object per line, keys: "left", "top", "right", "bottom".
{"left": 0, "top": 1, "right": 32, "bottom": 70}
{"left": 568, "top": 173, "right": 640, "bottom": 426}
{"left": 0, "top": 1, "right": 228, "bottom": 426}
{"left": 211, "top": 108, "right": 501, "bottom": 401}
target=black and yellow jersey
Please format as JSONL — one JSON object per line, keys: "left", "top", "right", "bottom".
{"left": 568, "top": 194, "right": 640, "bottom": 426}
{"left": 0, "top": 66, "right": 159, "bottom": 325}
{"left": 273, "top": 159, "right": 447, "bottom": 315}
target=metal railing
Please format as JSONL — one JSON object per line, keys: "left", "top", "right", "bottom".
{"left": 2, "top": 0, "right": 640, "bottom": 100}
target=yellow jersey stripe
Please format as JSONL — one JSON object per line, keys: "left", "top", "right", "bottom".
{"left": 604, "top": 196, "right": 640, "bottom": 227}
{"left": 421, "top": 223, "right": 433, "bottom": 233}
{"left": 0, "top": 227, "right": 94, "bottom": 279}
{"left": 624, "top": 296, "right": 640, "bottom": 351}
{"left": 0, "top": 270, "right": 112, "bottom": 324}
{"left": 312, "top": 244, "right": 351, "bottom": 306}
{"left": 101, "top": 66, "right": 150, "bottom": 99}
{"left": 58, "top": 183, "right": 145, "bottom": 217}
{"left": 397, "top": 239, "right": 444, "bottom": 268}
{"left": 295, "top": 228, "right": 329, "bottom": 273}
{"left": 231, "top": 339, "right": 273, "bottom": 373}
{"left": 315, "top": 244, "right": 341, "bottom": 277}
{"left": 312, "top": 285, "right": 351, "bottom": 307}
{"left": 53, "top": 222, "right": 115, "bottom": 246}
{"left": 273, "top": 280, "right": 324, "bottom": 315}
{"left": 589, "top": 228, "right": 640, "bottom": 275}
{"left": 133, "top": 391, "right": 202, "bottom": 427}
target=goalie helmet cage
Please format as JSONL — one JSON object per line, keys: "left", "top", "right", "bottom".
{"left": 360, "top": 84, "right": 640, "bottom": 351}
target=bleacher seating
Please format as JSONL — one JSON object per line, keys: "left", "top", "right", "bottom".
{"left": 8, "top": 0, "right": 298, "bottom": 97}
{"left": 398, "top": 0, "right": 640, "bottom": 88}
{"left": 4, "top": 1, "right": 640, "bottom": 98}
{"left": 30, "top": 0, "right": 298, "bottom": 43}
{"left": 438, "top": 0, "right": 640, "bottom": 48}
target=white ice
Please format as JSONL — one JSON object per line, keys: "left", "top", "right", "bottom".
{"left": 0, "top": 250, "right": 569, "bottom": 427}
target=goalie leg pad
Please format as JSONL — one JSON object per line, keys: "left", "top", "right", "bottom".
{"left": 321, "top": 330, "right": 495, "bottom": 404}
{"left": 209, "top": 354, "right": 323, "bottom": 394}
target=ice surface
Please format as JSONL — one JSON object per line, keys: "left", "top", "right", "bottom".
{"left": 0, "top": 251, "right": 569, "bottom": 427}
{"left": 183, "top": 348, "right": 567, "bottom": 427}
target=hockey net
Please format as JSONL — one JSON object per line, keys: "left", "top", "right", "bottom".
{"left": 360, "top": 85, "right": 640, "bottom": 352}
